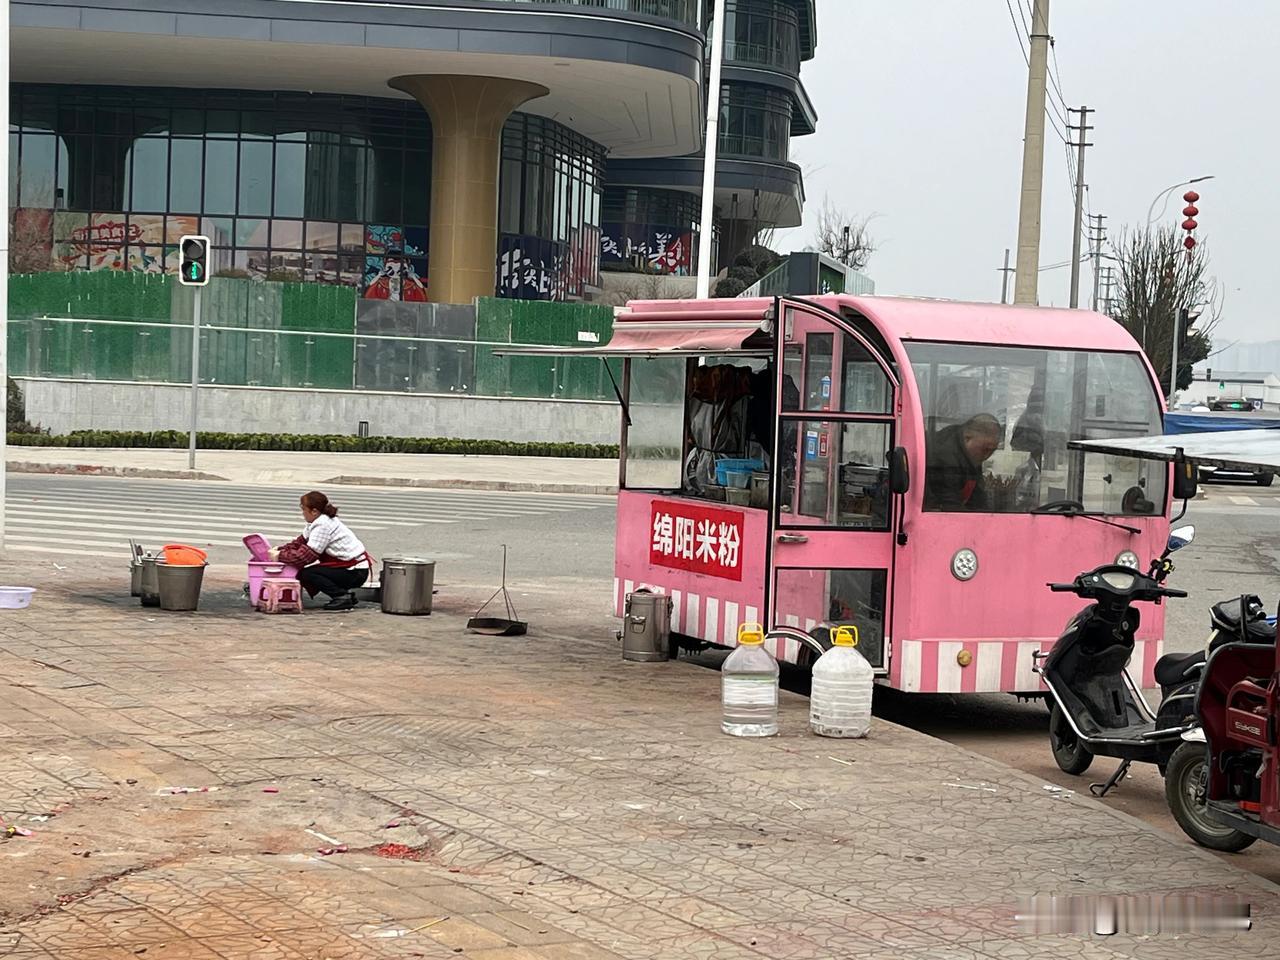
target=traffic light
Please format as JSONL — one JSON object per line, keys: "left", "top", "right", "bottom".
{"left": 1176, "top": 307, "right": 1191, "bottom": 352}
{"left": 178, "top": 235, "right": 210, "bottom": 287}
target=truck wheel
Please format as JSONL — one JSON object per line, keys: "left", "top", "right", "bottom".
{"left": 1049, "top": 704, "right": 1093, "bottom": 775}
{"left": 1164, "top": 742, "right": 1256, "bottom": 852}
{"left": 1258, "top": 473, "right": 1274, "bottom": 487}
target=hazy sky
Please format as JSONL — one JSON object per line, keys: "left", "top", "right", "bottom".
{"left": 775, "top": 1, "right": 1277, "bottom": 344}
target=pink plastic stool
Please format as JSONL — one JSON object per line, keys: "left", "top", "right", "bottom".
{"left": 259, "top": 578, "right": 303, "bottom": 614}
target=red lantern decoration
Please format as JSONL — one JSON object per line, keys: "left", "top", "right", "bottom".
{"left": 1183, "top": 204, "right": 1199, "bottom": 217}
{"left": 1184, "top": 236, "right": 1197, "bottom": 250}
{"left": 1183, "top": 190, "right": 1200, "bottom": 203}
{"left": 1182, "top": 218, "right": 1198, "bottom": 231}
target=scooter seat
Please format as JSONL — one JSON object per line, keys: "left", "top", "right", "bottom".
{"left": 1154, "top": 650, "right": 1206, "bottom": 687}
{"left": 1210, "top": 596, "right": 1277, "bottom": 642}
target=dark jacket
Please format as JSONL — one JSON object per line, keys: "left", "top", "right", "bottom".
{"left": 924, "top": 425, "right": 989, "bottom": 511}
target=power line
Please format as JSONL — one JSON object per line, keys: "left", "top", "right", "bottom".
{"left": 1004, "top": 1, "right": 1070, "bottom": 144}
{"left": 1005, "top": 0, "right": 1029, "bottom": 66}
{"left": 1049, "top": 41, "right": 1070, "bottom": 113}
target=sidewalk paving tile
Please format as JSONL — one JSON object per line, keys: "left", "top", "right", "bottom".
{"left": 0, "top": 564, "right": 1276, "bottom": 959}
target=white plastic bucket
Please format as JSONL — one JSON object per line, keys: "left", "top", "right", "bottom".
{"left": 0, "top": 587, "right": 36, "bottom": 609}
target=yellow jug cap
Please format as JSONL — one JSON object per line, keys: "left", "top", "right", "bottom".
{"left": 737, "top": 622, "right": 765, "bottom": 646}
{"left": 832, "top": 625, "right": 860, "bottom": 648}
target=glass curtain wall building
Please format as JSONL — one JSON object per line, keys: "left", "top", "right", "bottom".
{"left": 11, "top": 85, "right": 605, "bottom": 302}
{"left": 602, "top": 0, "right": 818, "bottom": 275}
{"left": 10, "top": 0, "right": 812, "bottom": 297}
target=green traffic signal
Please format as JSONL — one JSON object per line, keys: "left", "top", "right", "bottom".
{"left": 178, "top": 236, "right": 209, "bottom": 287}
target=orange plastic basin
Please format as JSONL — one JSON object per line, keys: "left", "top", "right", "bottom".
{"left": 162, "top": 544, "right": 208, "bottom": 566}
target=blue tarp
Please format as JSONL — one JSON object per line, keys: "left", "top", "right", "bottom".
{"left": 1163, "top": 413, "right": 1280, "bottom": 435}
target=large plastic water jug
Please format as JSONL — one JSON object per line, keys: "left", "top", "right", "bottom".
{"left": 721, "top": 623, "right": 779, "bottom": 737}
{"left": 810, "top": 626, "right": 874, "bottom": 738}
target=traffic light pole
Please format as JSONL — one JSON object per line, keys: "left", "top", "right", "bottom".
{"left": 188, "top": 287, "right": 202, "bottom": 470}
{"left": 1169, "top": 306, "right": 1186, "bottom": 410}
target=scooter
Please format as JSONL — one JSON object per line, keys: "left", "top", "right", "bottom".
{"left": 1164, "top": 600, "right": 1278, "bottom": 853}
{"left": 1034, "top": 526, "right": 1199, "bottom": 797}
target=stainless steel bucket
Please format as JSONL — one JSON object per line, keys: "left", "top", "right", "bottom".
{"left": 380, "top": 557, "right": 435, "bottom": 615}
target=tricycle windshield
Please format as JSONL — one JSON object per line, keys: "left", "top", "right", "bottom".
{"left": 907, "top": 343, "right": 1167, "bottom": 515}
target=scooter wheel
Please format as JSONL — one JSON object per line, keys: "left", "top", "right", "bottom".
{"left": 1049, "top": 704, "right": 1094, "bottom": 775}
{"left": 1164, "top": 742, "right": 1256, "bottom": 852}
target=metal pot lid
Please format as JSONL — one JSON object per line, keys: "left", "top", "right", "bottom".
{"left": 383, "top": 556, "right": 433, "bottom": 564}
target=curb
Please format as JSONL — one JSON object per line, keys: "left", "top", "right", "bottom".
{"left": 8, "top": 461, "right": 229, "bottom": 482}
{"left": 323, "top": 475, "right": 617, "bottom": 496}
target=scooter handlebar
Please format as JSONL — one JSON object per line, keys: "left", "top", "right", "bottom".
{"left": 1048, "top": 583, "right": 1076, "bottom": 592}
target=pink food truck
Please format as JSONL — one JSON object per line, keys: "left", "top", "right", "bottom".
{"left": 512, "top": 295, "right": 1172, "bottom": 694}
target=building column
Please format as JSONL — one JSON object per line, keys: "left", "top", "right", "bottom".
{"left": 390, "top": 75, "right": 548, "bottom": 305}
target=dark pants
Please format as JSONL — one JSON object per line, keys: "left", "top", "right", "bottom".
{"left": 298, "top": 565, "right": 369, "bottom": 600}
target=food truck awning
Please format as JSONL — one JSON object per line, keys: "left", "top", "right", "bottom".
{"left": 1071, "top": 429, "right": 1280, "bottom": 475}
{"left": 493, "top": 316, "right": 774, "bottom": 359}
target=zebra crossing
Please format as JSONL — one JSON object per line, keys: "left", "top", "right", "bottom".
{"left": 1192, "top": 484, "right": 1280, "bottom": 517}
{"left": 5, "top": 477, "right": 613, "bottom": 559}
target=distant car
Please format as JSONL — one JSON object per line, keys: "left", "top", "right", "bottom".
{"left": 1190, "top": 404, "right": 1211, "bottom": 413}
{"left": 1198, "top": 464, "right": 1275, "bottom": 487}
{"left": 1210, "top": 398, "right": 1254, "bottom": 412}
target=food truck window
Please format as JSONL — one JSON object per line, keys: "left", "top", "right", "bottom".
{"left": 783, "top": 333, "right": 892, "bottom": 414}
{"left": 623, "top": 357, "right": 685, "bottom": 491}
{"left": 774, "top": 568, "right": 888, "bottom": 668}
{"left": 907, "top": 343, "right": 1167, "bottom": 514}
{"left": 681, "top": 356, "right": 772, "bottom": 504}
{"left": 778, "top": 420, "right": 892, "bottom": 530}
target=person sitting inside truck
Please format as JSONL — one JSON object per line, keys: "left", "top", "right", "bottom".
{"left": 924, "top": 413, "right": 1002, "bottom": 511}
{"left": 271, "top": 491, "right": 372, "bottom": 611}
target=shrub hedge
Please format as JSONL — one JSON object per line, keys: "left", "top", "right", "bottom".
{"left": 8, "top": 429, "right": 618, "bottom": 459}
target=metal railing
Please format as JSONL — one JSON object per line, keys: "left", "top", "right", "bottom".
{"left": 9, "top": 316, "right": 620, "bottom": 402}
{"left": 378, "top": 0, "right": 702, "bottom": 29}
{"left": 723, "top": 40, "right": 800, "bottom": 72}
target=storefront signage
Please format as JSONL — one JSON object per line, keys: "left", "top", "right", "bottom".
{"left": 650, "top": 500, "right": 743, "bottom": 581}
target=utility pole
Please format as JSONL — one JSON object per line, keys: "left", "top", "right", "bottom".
{"left": 998, "top": 248, "right": 1015, "bottom": 304}
{"left": 696, "top": 0, "right": 727, "bottom": 299}
{"left": 1088, "top": 213, "right": 1107, "bottom": 311}
{"left": 1067, "top": 105, "right": 1093, "bottom": 308}
{"left": 1100, "top": 265, "right": 1116, "bottom": 315}
{"left": 1013, "top": 0, "right": 1051, "bottom": 305}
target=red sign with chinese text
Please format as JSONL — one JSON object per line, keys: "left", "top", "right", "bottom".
{"left": 649, "top": 500, "right": 744, "bottom": 581}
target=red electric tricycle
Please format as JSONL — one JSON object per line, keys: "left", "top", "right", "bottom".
{"left": 1072, "top": 427, "right": 1280, "bottom": 852}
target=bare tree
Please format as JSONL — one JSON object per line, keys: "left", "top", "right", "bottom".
{"left": 598, "top": 272, "right": 695, "bottom": 307}
{"left": 814, "top": 197, "right": 876, "bottom": 270}
{"left": 1108, "top": 224, "right": 1222, "bottom": 397}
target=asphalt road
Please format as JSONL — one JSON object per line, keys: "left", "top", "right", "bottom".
{"left": 873, "top": 481, "right": 1280, "bottom": 884}
{"left": 9, "top": 474, "right": 1280, "bottom": 880}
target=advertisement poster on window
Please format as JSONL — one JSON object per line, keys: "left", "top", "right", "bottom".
{"left": 363, "top": 255, "right": 428, "bottom": 301}
{"left": 363, "top": 225, "right": 428, "bottom": 300}
{"left": 818, "top": 262, "right": 846, "bottom": 294}
{"left": 53, "top": 212, "right": 198, "bottom": 273}
{"left": 497, "top": 234, "right": 565, "bottom": 301}
{"left": 562, "top": 225, "right": 601, "bottom": 298}
{"left": 600, "top": 224, "right": 695, "bottom": 276}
